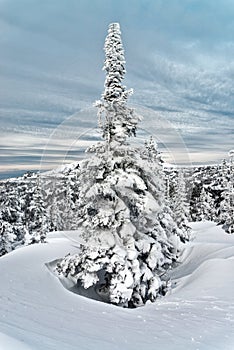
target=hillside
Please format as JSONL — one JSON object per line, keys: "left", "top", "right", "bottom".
{"left": 0, "top": 221, "right": 233, "bottom": 350}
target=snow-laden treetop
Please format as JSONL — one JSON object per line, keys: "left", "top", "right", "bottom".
{"left": 95, "top": 22, "right": 139, "bottom": 148}
{"left": 102, "top": 22, "right": 132, "bottom": 104}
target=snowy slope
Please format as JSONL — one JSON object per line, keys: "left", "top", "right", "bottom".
{"left": 0, "top": 222, "right": 234, "bottom": 350}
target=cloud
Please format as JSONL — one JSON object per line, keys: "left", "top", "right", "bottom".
{"left": 0, "top": 0, "right": 234, "bottom": 178}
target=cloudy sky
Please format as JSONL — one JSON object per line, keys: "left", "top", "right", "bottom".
{"left": 0, "top": 0, "right": 234, "bottom": 178}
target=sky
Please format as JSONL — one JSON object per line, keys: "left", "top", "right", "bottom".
{"left": 0, "top": 0, "right": 234, "bottom": 178}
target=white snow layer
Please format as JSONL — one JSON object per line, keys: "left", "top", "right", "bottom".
{"left": 0, "top": 332, "right": 31, "bottom": 350}
{"left": 0, "top": 221, "right": 234, "bottom": 350}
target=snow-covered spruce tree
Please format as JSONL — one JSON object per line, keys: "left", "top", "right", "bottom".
{"left": 47, "top": 176, "right": 66, "bottom": 232}
{"left": 25, "top": 175, "right": 48, "bottom": 244}
{"left": 219, "top": 179, "right": 234, "bottom": 234}
{"left": 169, "top": 170, "right": 191, "bottom": 242}
{"left": 60, "top": 173, "right": 79, "bottom": 230}
{"left": 0, "top": 183, "right": 26, "bottom": 254}
{"left": 56, "top": 23, "right": 184, "bottom": 308}
{"left": 215, "top": 157, "right": 234, "bottom": 233}
{"left": 47, "top": 188, "right": 62, "bottom": 232}
{"left": 0, "top": 220, "right": 16, "bottom": 257}
{"left": 199, "top": 186, "right": 216, "bottom": 221}
{"left": 228, "top": 161, "right": 234, "bottom": 234}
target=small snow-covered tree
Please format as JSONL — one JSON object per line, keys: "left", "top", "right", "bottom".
{"left": 0, "top": 220, "right": 16, "bottom": 256}
{"left": 228, "top": 159, "right": 234, "bottom": 234}
{"left": 26, "top": 175, "right": 48, "bottom": 244}
{"left": 199, "top": 186, "right": 216, "bottom": 221}
{"left": 0, "top": 184, "right": 25, "bottom": 252}
{"left": 216, "top": 156, "right": 234, "bottom": 233}
{"left": 47, "top": 177, "right": 65, "bottom": 232}
{"left": 56, "top": 23, "right": 184, "bottom": 308}
{"left": 62, "top": 173, "right": 80, "bottom": 230}
{"left": 170, "top": 170, "right": 190, "bottom": 242}
{"left": 48, "top": 191, "right": 61, "bottom": 232}
{"left": 219, "top": 180, "right": 234, "bottom": 234}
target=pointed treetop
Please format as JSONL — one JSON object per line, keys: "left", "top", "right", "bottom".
{"left": 102, "top": 22, "right": 132, "bottom": 105}
{"left": 94, "top": 23, "right": 140, "bottom": 148}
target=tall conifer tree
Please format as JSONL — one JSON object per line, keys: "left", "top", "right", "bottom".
{"left": 57, "top": 23, "right": 184, "bottom": 307}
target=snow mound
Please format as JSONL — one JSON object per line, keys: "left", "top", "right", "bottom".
{"left": 0, "top": 221, "right": 233, "bottom": 350}
{"left": 171, "top": 221, "right": 234, "bottom": 300}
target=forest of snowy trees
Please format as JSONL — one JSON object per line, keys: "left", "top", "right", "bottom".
{"left": 1, "top": 160, "right": 233, "bottom": 256}
{"left": 0, "top": 23, "right": 233, "bottom": 308}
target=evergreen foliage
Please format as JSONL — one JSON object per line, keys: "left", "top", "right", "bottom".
{"left": 56, "top": 23, "right": 184, "bottom": 308}
{"left": 0, "top": 183, "right": 25, "bottom": 256}
{"left": 0, "top": 220, "right": 16, "bottom": 256}
{"left": 95, "top": 23, "right": 139, "bottom": 147}
{"left": 26, "top": 175, "right": 48, "bottom": 244}
{"left": 169, "top": 170, "right": 191, "bottom": 242}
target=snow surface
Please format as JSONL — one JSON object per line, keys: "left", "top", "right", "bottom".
{"left": 0, "top": 221, "right": 234, "bottom": 350}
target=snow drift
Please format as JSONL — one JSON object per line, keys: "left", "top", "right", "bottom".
{"left": 0, "top": 221, "right": 234, "bottom": 350}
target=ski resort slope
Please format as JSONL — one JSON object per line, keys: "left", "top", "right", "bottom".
{"left": 0, "top": 221, "right": 233, "bottom": 350}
